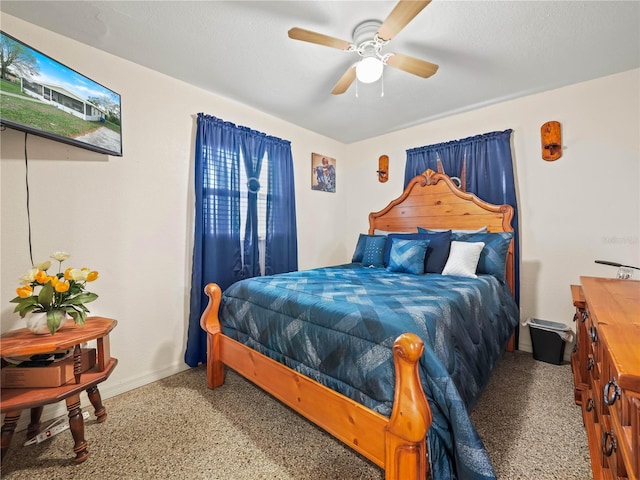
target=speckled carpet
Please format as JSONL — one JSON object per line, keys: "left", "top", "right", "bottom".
{"left": 1, "top": 351, "right": 592, "bottom": 479}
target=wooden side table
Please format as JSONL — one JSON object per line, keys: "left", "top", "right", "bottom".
{"left": 0, "top": 317, "right": 118, "bottom": 463}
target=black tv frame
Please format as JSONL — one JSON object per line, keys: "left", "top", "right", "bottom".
{"left": 0, "top": 30, "right": 122, "bottom": 157}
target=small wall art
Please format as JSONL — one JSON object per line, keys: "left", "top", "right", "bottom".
{"left": 311, "top": 153, "right": 336, "bottom": 193}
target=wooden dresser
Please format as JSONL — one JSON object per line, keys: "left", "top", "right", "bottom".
{"left": 571, "top": 277, "right": 640, "bottom": 480}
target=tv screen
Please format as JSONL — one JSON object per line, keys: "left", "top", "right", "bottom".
{"left": 0, "top": 30, "right": 122, "bottom": 156}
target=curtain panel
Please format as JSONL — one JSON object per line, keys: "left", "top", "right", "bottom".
{"left": 185, "top": 113, "right": 298, "bottom": 367}
{"left": 404, "top": 130, "right": 520, "bottom": 308}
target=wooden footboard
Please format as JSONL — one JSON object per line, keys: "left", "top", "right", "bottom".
{"left": 200, "top": 283, "right": 432, "bottom": 480}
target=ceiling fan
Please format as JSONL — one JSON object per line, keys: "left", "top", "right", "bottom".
{"left": 288, "top": 0, "right": 438, "bottom": 95}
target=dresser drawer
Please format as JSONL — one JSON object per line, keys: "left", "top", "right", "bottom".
{"left": 586, "top": 310, "right": 603, "bottom": 380}
{"left": 601, "top": 427, "right": 628, "bottom": 479}
{"left": 583, "top": 388, "right": 598, "bottom": 425}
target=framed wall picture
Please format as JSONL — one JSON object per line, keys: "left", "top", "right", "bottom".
{"left": 311, "top": 153, "right": 336, "bottom": 193}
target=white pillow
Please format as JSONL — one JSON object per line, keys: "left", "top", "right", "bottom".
{"left": 442, "top": 241, "right": 485, "bottom": 278}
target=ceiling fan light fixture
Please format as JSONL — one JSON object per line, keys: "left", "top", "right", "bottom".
{"left": 288, "top": 2, "right": 436, "bottom": 95}
{"left": 356, "top": 56, "right": 383, "bottom": 83}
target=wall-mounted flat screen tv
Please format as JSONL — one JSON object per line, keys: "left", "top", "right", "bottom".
{"left": 0, "top": 31, "right": 122, "bottom": 156}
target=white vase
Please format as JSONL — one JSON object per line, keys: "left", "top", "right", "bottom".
{"left": 25, "top": 311, "right": 69, "bottom": 335}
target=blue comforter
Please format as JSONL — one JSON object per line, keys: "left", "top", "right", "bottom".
{"left": 219, "top": 264, "right": 519, "bottom": 480}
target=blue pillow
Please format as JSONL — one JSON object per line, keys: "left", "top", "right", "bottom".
{"left": 386, "top": 238, "right": 430, "bottom": 274}
{"left": 361, "top": 235, "right": 387, "bottom": 267}
{"left": 383, "top": 233, "right": 431, "bottom": 266}
{"left": 451, "top": 231, "right": 514, "bottom": 282}
{"left": 352, "top": 234, "right": 385, "bottom": 263}
{"left": 416, "top": 229, "right": 452, "bottom": 274}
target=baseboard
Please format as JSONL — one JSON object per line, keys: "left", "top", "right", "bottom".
{"left": 10, "top": 362, "right": 191, "bottom": 433}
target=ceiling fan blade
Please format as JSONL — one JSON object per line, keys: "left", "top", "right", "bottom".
{"left": 386, "top": 53, "right": 439, "bottom": 78}
{"left": 288, "top": 27, "right": 351, "bottom": 50}
{"left": 331, "top": 66, "right": 357, "bottom": 95}
{"left": 377, "top": 0, "right": 431, "bottom": 41}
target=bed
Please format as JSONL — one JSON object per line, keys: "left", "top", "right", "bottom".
{"left": 199, "top": 169, "right": 519, "bottom": 480}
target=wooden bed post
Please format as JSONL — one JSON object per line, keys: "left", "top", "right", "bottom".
{"left": 200, "top": 283, "right": 225, "bottom": 389}
{"left": 384, "top": 333, "right": 432, "bottom": 480}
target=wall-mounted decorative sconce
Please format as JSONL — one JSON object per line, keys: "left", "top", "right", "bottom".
{"left": 377, "top": 155, "right": 389, "bottom": 182}
{"left": 541, "top": 121, "right": 562, "bottom": 161}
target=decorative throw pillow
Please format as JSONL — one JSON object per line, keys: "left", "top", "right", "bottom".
{"left": 386, "top": 238, "right": 430, "bottom": 275}
{"left": 452, "top": 232, "right": 514, "bottom": 283}
{"left": 352, "top": 234, "right": 385, "bottom": 263}
{"left": 416, "top": 229, "right": 452, "bottom": 274}
{"left": 361, "top": 235, "right": 387, "bottom": 267}
{"left": 442, "top": 241, "right": 485, "bottom": 278}
{"left": 382, "top": 233, "right": 431, "bottom": 266}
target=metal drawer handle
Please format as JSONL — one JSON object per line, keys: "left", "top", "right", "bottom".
{"left": 585, "top": 398, "right": 595, "bottom": 412}
{"left": 589, "top": 325, "right": 598, "bottom": 343}
{"left": 581, "top": 311, "right": 588, "bottom": 323}
{"left": 587, "top": 357, "right": 595, "bottom": 371}
{"left": 603, "top": 379, "right": 620, "bottom": 406}
{"left": 602, "top": 431, "right": 616, "bottom": 457}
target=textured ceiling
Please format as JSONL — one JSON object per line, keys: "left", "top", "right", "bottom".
{"left": 1, "top": 1, "right": 639, "bottom": 143}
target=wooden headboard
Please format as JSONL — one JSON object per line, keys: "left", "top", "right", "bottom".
{"left": 369, "top": 169, "right": 515, "bottom": 295}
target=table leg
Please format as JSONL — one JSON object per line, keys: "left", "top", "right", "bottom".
{"left": 1, "top": 410, "right": 21, "bottom": 461}
{"left": 65, "top": 395, "right": 89, "bottom": 463}
{"left": 27, "top": 406, "right": 44, "bottom": 439}
{"left": 73, "top": 344, "right": 82, "bottom": 384}
{"left": 86, "top": 385, "right": 107, "bottom": 423}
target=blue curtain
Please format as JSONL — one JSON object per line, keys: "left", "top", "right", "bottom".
{"left": 264, "top": 138, "right": 298, "bottom": 276}
{"left": 184, "top": 113, "right": 298, "bottom": 367}
{"left": 404, "top": 130, "right": 520, "bottom": 309}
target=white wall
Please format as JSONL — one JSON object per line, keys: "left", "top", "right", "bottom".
{"left": 0, "top": 13, "right": 347, "bottom": 423}
{"left": 343, "top": 68, "right": 640, "bottom": 355}
{"left": 1, "top": 13, "right": 639, "bottom": 425}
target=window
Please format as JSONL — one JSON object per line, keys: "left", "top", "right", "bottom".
{"left": 201, "top": 145, "right": 240, "bottom": 237}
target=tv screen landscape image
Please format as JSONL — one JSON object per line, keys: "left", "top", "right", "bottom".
{"left": 0, "top": 31, "right": 122, "bottom": 156}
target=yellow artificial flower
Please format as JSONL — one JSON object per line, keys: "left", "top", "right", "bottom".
{"left": 87, "top": 271, "right": 99, "bottom": 282}
{"left": 16, "top": 285, "right": 33, "bottom": 298}
{"left": 64, "top": 267, "right": 73, "bottom": 280}
{"left": 50, "top": 251, "right": 70, "bottom": 262}
{"left": 35, "top": 270, "right": 49, "bottom": 284}
{"left": 55, "top": 281, "right": 70, "bottom": 293}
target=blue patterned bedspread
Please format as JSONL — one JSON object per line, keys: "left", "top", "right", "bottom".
{"left": 219, "top": 264, "right": 519, "bottom": 480}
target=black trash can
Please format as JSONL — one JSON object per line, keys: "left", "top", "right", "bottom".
{"left": 527, "top": 318, "right": 572, "bottom": 365}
